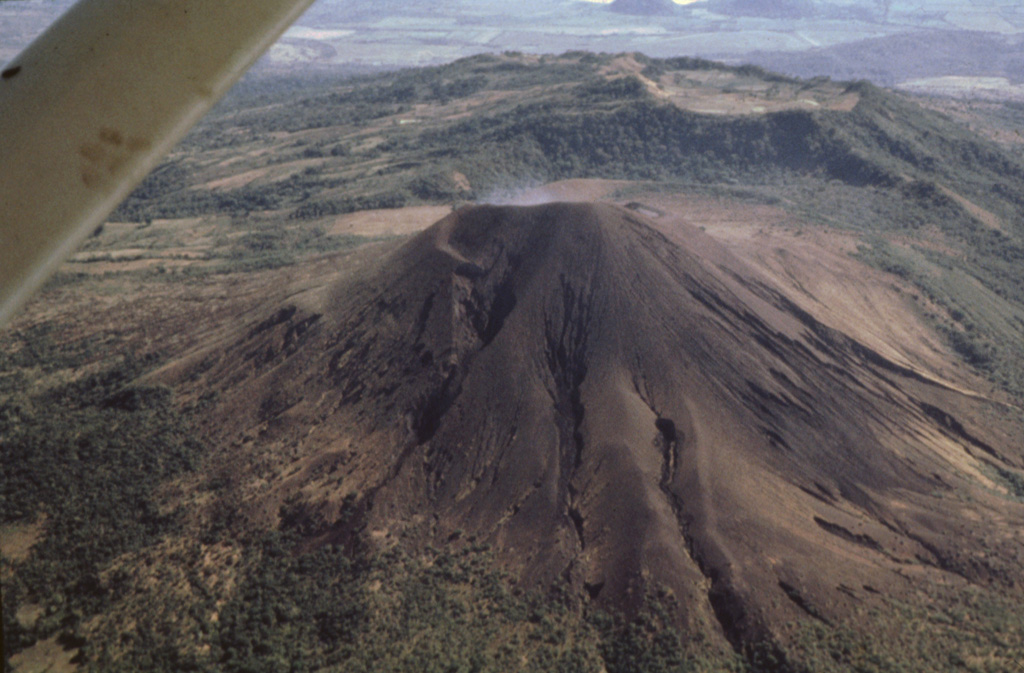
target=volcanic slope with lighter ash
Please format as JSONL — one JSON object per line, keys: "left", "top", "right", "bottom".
{"left": 180, "top": 202, "right": 1024, "bottom": 649}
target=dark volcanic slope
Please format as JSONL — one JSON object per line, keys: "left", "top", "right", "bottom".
{"left": 176, "top": 202, "right": 1024, "bottom": 648}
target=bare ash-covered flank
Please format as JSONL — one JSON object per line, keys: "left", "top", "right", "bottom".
{"left": 172, "top": 201, "right": 1024, "bottom": 650}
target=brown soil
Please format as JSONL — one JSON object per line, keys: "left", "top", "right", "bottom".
{"left": 202, "top": 167, "right": 273, "bottom": 191}
{"left": 7, "top": 635, "right": 79, "bottom": 673}
{"left": 163, "top": 201, "right": 1024, "bottom": 648}
{"left": 0, "top": 516, "right": 46, "bottom": 564}
{"left": 939, "top": 185, "right": 1005, "bottom": 232}
{"left": 655, "top": 67, "right": 861, "bottom": 116}
{"left": 629, "top": 191, "right": 984, "bottom": 394}
{"left": 327, "top": 205, "right": 454, "bottom": 237}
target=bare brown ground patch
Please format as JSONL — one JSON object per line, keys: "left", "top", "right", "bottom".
{"left": 501, "top": 178, "right": 634, "bottom": 205}
{"left": 451, "top": 171, "right": 471, "bottom": 191}
{"left": 69, "top": 248, "right": 155, "bottom": 262}
{"left": 200, "top": 158, "right": 323, "bottom": 191}
{"left": 328, "top": 205, "right": 454, "bottom": 237}
{"left": 620, "top": 189, "right": 988, "bottom": 396}
{"left": 939, "top": 185, "right": 1005, "bottom": 232}
{"left": 7, "top": 635, "right": 79, "bottom": 673}
{"left": 59, "top": 217, "right": 236, "bottom": 274}
{"left": 62, "top": 258, "right": 201, "bottom": 274}
{"left": 600, "top": 54, "right": 667, "bottom": 98}
{"left": 101, "top": 217, "right": 221, "bottom": 249}
{"left": 658, "top": 69, "right": 861, "bottom": 115}
{"left": 1, "top": 517, "right": 46, "bottom": 563}
{"left": 203, "top": 167, "right": 273, "bottom": 190}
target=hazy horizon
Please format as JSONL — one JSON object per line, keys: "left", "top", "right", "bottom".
{"left": 2, "top": 0, "right": 1023, "bottom": 99}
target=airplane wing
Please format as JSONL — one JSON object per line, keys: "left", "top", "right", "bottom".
{"left": 0, "top": 0, "right": 316, "bottom": 327}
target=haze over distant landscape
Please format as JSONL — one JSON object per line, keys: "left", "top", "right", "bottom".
{"left": 2, "top": 0, "right": 1023, "bottom": 97}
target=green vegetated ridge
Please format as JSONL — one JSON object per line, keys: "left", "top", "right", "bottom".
{"left": 111, "top": 51, "right": 1024, "bottom": 402}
